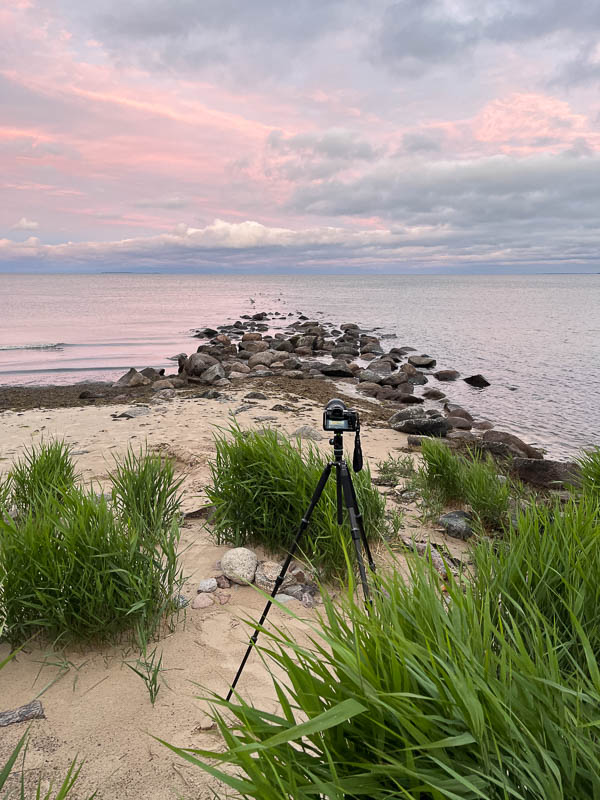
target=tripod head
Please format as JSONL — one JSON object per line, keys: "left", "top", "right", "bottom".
{"left": 323, "top": 398, "right": 362, "bottom": 472}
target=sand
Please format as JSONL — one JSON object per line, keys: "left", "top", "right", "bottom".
{"left": 0, "top": 379, "right": 468, "bottom": 799}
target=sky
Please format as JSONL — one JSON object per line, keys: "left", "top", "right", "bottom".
{"left": 2, "top": 0, "right": 600, "bottom": 274}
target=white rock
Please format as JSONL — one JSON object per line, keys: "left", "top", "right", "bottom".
{"left": 221, "top": 547, "right": 258, "bottom": 584}
{"left": 197, "top": 578, "right": 218, "bottom": 593}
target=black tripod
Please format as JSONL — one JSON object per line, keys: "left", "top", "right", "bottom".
{"left": 226, "top": 424, "right": 376, "bottom": 702}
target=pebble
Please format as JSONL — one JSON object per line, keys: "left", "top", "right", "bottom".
{"left": 192, "top": 593, "right": 214, "bottom": 609}
{"left": 197, "top": 578, "right": 217, "bottom": 593}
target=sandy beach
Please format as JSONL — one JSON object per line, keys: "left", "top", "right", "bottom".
{"left": 0, "top": 376, "right": 472, "bottom": 799}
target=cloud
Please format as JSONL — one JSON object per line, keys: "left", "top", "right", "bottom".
{"left": 11, "top": 217, "right": 39, "bottom": 230}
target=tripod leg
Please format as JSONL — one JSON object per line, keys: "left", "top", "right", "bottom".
{"left": 226, "top": 462, "right": 333, "bottom": 702}
{"left": 346, "top": 468, "right": 377, "bottom": 574}
{"left": 339, "top": 464, "right": 372, "bottom": 606}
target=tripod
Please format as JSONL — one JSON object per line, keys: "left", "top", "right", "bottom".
{"left": 226, "top": 427, "right": 376, "bottom": 702}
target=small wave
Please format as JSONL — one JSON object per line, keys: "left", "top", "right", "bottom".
{"left": 0, "top": 343, "right": 66, "bottom": 351}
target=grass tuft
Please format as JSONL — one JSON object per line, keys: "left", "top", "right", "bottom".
{"left": 206, "top": 423, "right": 385, "bottom": 580}
{"left": 9, "top": 440, "right": 77, "bottom": 518}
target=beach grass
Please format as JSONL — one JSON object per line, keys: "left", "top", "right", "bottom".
{"left": 168, "top": 445, "right": 600, "bottom": 798}
{"left": 0, "top": 441, "right": 182, "bottom": 647}
{"left": 206, "top": 423, "right": 386, "bottom": 580}
{"left": 9, "top": 440, "right": 77, "bottom": 518}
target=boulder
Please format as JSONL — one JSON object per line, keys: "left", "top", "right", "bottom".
{"left": 464, "top": 374, "right": 490, "bottom": 388}
{"left": 511, "top": 459, "right": 581, "bottom": 489}
{"left": 357, "top": 382, "right": 381, "bottom": 396}
{"left": 184, "top": 352, "right": 218, "bottom": 376}
{"left": 141, "top": 367, "right": 165, "bottom": 381}
{"left": 391, "top": 392, "right": 423, "bottom": 403}
{"left": 434, "top": 370, "right": 460, "bottom": 381}
{"left": 368, "top": 359, "right": 393, "bottom": 375}
{"left": 114, "top": 368, "right": 151, "bottom": 388}
{"left": 358, "top": 369, "right": 383, "bottom": 384}
{"left": 423, "top": 388, "right": 446, "bottom": 400}
{"left": 200, "top": 363, "right": 226, "bottom": 384}
{"left": 439, "top": 511, "right": 475, "bottom": 540}
{"left": 194, "top": 327, "right": 218, "bottom": 338}
{"left": 444, "top": 404, "right": 474, "bottom": 421}
{"left": 272, "top": 339, "right": 294, "bottom": 352}
{"left": 360, "top": 343, "right": 384, "bottom": 355}
{"left": 400, "top": 363, "right": 417, "bottom": 376}
{"left": 381, "top": 373, "right": 408, "bottom": 387}
{"left": 223, "top": 360, "right": 250, "bottom": 374}
{"left": 240, "top": 341, "right": 269, "bottom": 353}
{"left": 408, "top": 355, "right": 436, "bottom": 368}
{"left": 247, "top": 351, "right": 279, "bottom": 368}
{"left": 221, "top": 548, "right": 258, "bottom": 584}
{"left": 152, "top": 379, "right": 174, "bottom": 390}
{"left": 446, "top": 416, "right": 473, "bottom": 430}
{"left": 241, "top": 332, "right": 263, "bottom": 342}
{"left": 481, "top": 430, "right": 543, "bottom": 460}
{"left": 389, "top": 407, "right": 426, "bottom": 425}
{"left": 254, "top": 561, "right": 296, "bottom": 593}
{"left": 447, "top": 431, "right": 478, "bottom": 445}
{"left": 320, "top": 360, "right": 355, "bottom": 377}
{"left": 391, "top": 417, "right": 451, "bottom": 437}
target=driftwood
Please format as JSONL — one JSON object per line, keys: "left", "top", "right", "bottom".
{"left": 0, "top": 699, "right": 45, "bottom": 728}
{"left": 401, "top": 537, "right": 449, "bottom": 580}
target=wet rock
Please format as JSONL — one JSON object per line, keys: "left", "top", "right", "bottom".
{"left": 389, "top": 407, "right": 426, "bottom": 425}
{"left": 194, "top": 327, "right": 218, "bottom": 338}
{"left": 464, "top": 374, "right": 490, "bottom": 388}
{"left": 247, "top": 351, "right": 279, "bottom": 368}
{"left": 391, "top": 417, "right": 451, "bottom": 437}
{"left": 408, "top": 372, "right": 428, "bottom": 386}
{"left": 439, "top": 511, "right": 475, "bottom": 540}
{"left": 444, "top": 404, "right": 474, "bottom": 421}
{"left": 423, "top": 388, "right": 446, "bottom": 400}
{"left": 473, "top": 420, "right": 494, "bottom": 430}
{"left": 481, "top": 430, "right": 543, "bottom": 459}
{"left": 408, "top": 355, "right": 436, "bottom": 368}
{"left": 200, "top": 363, "right": 226, "bottom": 384}
{"left": 141, "top": 367, "right": 165, "bottom": 381}
{"left": 447, "top": 431, "right": 478, "bottom": 444}
{"left": 221, "top": 547, "right": 258, "bottom": 584}
{"left": 242, "top": 332, "right": 263, "bottom": 342}
{"left": 240, "top": 340, "right": 269, "bottom": 354}
{"left": 381, "top": 373, "right": 409, "bottom": 387}
{"left": 434, "top": 370, "right": 460, "bottom": 381}
{"left": 357, "top": 382, "right": 381, "bottom": 396}
{"left": 185, "top": 353, "right": 218, "bottom": 376}
{"left": 358, "top": 369, "right": 383, "bottom": 384}
{"left": 511, "top": 458, "right": 581, "bottom": 489}
{"left": 446, "top": 416, "right": 473, "bottom": 430}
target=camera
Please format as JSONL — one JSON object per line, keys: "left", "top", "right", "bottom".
{"left": 323, "top": 398, "right": 359, "bottom": 432}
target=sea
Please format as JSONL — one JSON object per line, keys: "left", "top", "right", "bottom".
{"left": 0, "top": 273, "right": 598, "bottom": 460}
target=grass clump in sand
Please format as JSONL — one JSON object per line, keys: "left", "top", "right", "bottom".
{"left": 169, "top": 453, "right": 600, "bottom": 798}
{"left": 417, "top": 438, "right": 514, "bottom": 530}
{"left": 206, "top": 423, "right": 385, "bottom": 580}
{"left": 0, "top": 443, "right": 182, "bottom": 647}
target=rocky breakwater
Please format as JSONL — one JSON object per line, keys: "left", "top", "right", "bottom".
{"left": 106, "top": 309, "right": 579, "bottom": 490}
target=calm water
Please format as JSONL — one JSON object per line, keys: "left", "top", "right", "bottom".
{"left": 0, "top": 273, "right": 598, "bottom": 459}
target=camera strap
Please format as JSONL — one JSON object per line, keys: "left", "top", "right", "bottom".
{"left": 352, "top": 417, "right": 363, "bottom": 473}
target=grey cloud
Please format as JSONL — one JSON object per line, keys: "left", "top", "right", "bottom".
{"left": 268, "top": 129, "right": 379, "bottom": 161}
{"left": 133, "top": 196, "right": 189, "bottom": 209}
{"left": 402, "top": 130, "right": 445, "bottom": 153}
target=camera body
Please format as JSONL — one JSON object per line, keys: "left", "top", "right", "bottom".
{"left": 323, "top": 398, "right": 359, "bottom": 432}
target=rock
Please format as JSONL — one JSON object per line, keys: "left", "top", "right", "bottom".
{"left": 368, "top": 359, "right": 393, "bottom": 375}
{"left": 511, "top": 458, "right": 581, "bottom": 489}
{"left": 408, "top": 372, "right": 428, "bottom": 386}
{"left": 407, "top": 435, "right": 424, "bottom": 447}
{"left": 360, "top": 343, "right": 384, "bottom": 355}
{"left": 434, "top": 370, "right": 460, "bottom": 381}
{"left": 152, "top": 379, "right": 174, "bottom": 390}
{"left": 293, "top": 425, "right": 322, "bottom": 441}
{"left": 301, "top": 592, "right": 318, "bottom": 608}
{"left": 254, "top": 561, "right": 296, "bottom": 593}
{"left": 215, "top": 575, "right": 231, "bottom": 589}
{"left": 185, "top": 352, "right": 218, "bottom": 376}
{"left": 192, "top": 593, "right": 214, "bottom": 609}
{"left": 444, "top": 404, "right": 474, "bottom": 421}
{"left": 381, "top": 373, "right": 409, "bottom": 387}
{"left": 408, "top": 355, "right": 437, "bottom": 368}
{"left": 473, "top": 420, "right": 494, "bottom": 431}
{"left": 214, "top": 334, "right": 231, "bottom": 346}
{"left": 197, "top": 578, "right": 218, "bottom": 593}
{"left": 481, "top": 430, "right": 543, "bottom": 459}
{"left": 116, "top": 406, "right": 151, "bottom": 419}
{"left": 395, "top": 394, "right": 424, "bottom": 404}
{"left": 273, "top": 593, "right": 295, "bottom": 604}
{"left": 280, "top": 370, "right": 304, "bottom": 379}
{"left": 446, "top": 416, "right": 473, "bottom": 430}
{"left": 320, "top": 360, "right": 355, "bottom": 377}
{"left": 464, "top": 374, "right": 490, "bottom": 388}
{"left": 423, "top": 388, "right": 446, "bottom": 400}
{"left": 358, "top": 369, "right": 383, "bottom": 384}
{"left": 215, "top": 590, "right": 231, "bottom": 605}
{"left": 271, "top": 404, "right": 293, "bottom": 412}
{"left": 389, "top": 407, "right": 426, "bottom": 425}
{"left": 229, "top": 371, "right": 248, "bottom": 380}
{"left": 447, "top": 431, "right": 478, "bottom": 444}
{"left": 391, "top": 417, "right": 451, "bottom": 437}
{"left": 221, "top": 547, "right": 258, "bottom": 584}
{"left": 240, "top": 341, "right": 269, "bottom": 353}
{"left": 244, "top": 391, "right": 268, "bottom": 400}
{"left": 400, "top": 363, "right": 417, "bottom": 376}
{"left": 114, "top": 368, "right": 151, "bottom": 388}
{"left": 79, "top": 389, "right": 104, "bottom": 399}
{"left": 242, "top": 332, "right": 263, "bottom": 342}
{"left": 247, "top": 351, "right": 279, "bottom": 368}
{"left": 223, "top": 360, "right": 250, "bottom": 374}
{"left": 439, "top": 511, "right": 475, "bottom": 540}
{"left": 154, "top": 389, "right": 176, "bottom": 400}
{"left": 357, "top": 382, "right": 381, "bottom": 397}
{"left": 199, "top": 389, "right": 222, "bottom": 399}
{"left": 141, "top": 367, "right": 165, "bottom": 380}
{"left": 200, "top": 363, "right": 226, "bottom": 384}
